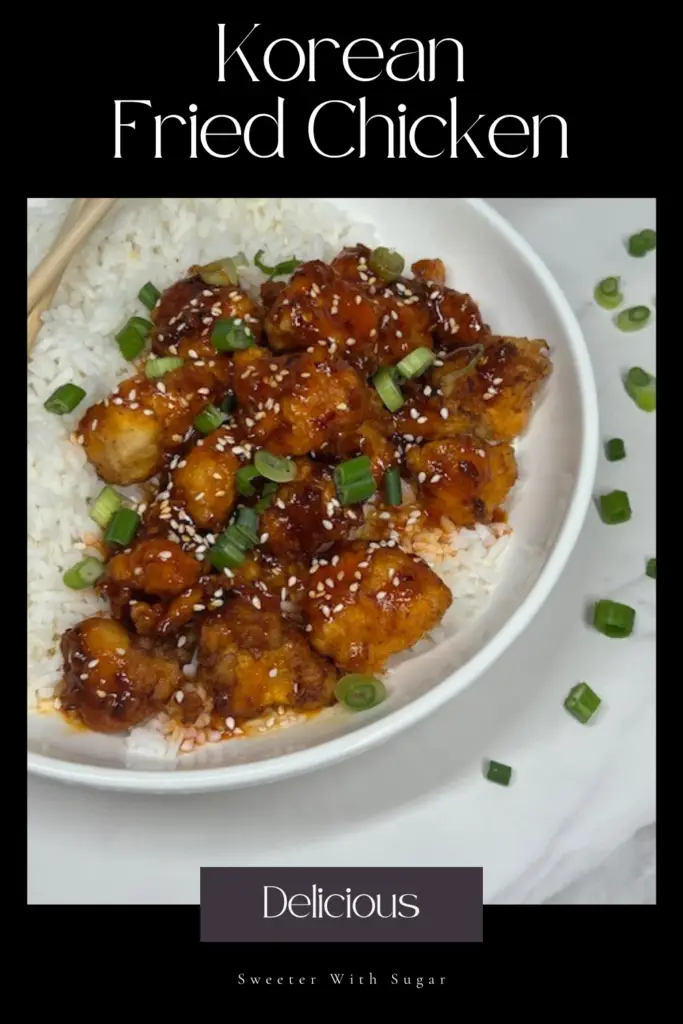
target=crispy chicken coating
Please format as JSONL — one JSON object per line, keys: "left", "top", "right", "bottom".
{"left": 302, "top": 540, "right": 452, "bottom": 673}
{"left": 58, "top": 616, "right": 182, "bottom": 733}
{"left": 431, "top": 336, "right": 552, "bottom": 442}
{"left": 79, "top": 362, "right": 224, "bottom": 486}
{"left": 232, "top": 346, "right": 369, "bottom": 456}
{"left": 168, "top": 425, "right": 241, "bottom": 531}
{"left": 197, "top": 597, "right": 338, "bottom": 720}
{"left": 406, "top": 436, "right": 518, "bottom": 526}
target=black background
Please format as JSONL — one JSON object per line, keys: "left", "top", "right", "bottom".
{"left": 24, "top": 14, "right": 661, "bottom": 991}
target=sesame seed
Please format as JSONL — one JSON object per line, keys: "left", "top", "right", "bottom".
{"left": 193, "top": 604, "right": 206, "bottom": 612}
{"left": 430, "top": 474, "right": 442, "bottom": 483}
{"left": 440, "top": 408, "right": 449, "bottom": 420}
{"left": 376, "top": 591, "right": 387, "bottom": 600}
{"left": 269, "top": 668, "right": 278, "bottom": 678}
{"left": 322, "top": 520, "right": 334, "bottom": 531}
{"left": 177, "top": 636, "right": 187, "bottom": 648}
{"left": 87, "top": 659, "right": 99, "bottom": 668}
{"left": 252, "top": 597, "right": 261, "bottom": 610}
{"left": 158, "top": 550, "right": 173, "bottom": 561}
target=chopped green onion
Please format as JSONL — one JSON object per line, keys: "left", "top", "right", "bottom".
{"left": 253, "top": 249, "right": 301, "bottom": 278}
{"left": 384, "top": 466, "right": 402, "bottom": 505}
{"left": 338, "top": 477, "right": 377, "bottom": 506}
{"left": 335, "top": 674, "right": 387, "bottom": 711}
{"left": 646, "top": 557, "right": 656, "bottom": 579}
{"left": 255, "top": 482, "right": 277, "bottom": 513}
{"left": 368, "top": 246, "right": 405, "bottom": 284}
{"left": 438, "top": 344, "right": 486, "bottom": 395}
{"left": 594, "top": 276, "right": 623, "bottom": 310}
{"left": 627, "top": 230, "right": 656, "bottom": 257}
{"left": 236, "top": 465, "right": 262, "bottom": 497}
{"left": 89, "top": 486, "right": 123, "bottom": 530}
{"left": 564, "top": 683, "right": 601, "bottom": 724}
{"left": 604, "top": 438, "right": 626, "bottom": 462}
{"left": 116, "top": 317, "right": 151, "bottom": 361}
{"left": 63, "top": 557, "right": 105, "bottom": 590}
{"left": 211, "top": 318, "right": 255, "bottom": 352}
{"left": 194, "top": 255, "right": 247, "bottom": 288}
{"left": 230, "top": 506, "right": 260, "bottom": 548}
{"left": 138, "top": 282, "right": 160, "bottom": 310}
{"left": 220, "top": 393, "right": 237, "bottom": 416}
{"left": 485, "top": 760, "right": 512, "bottom": 786}
{"left": 253, "top": 450, "right": 297, "bottom": 483}
{"left": 396, "top": 346, "right": 435, "bottom": 379}
{"left": 334, "top": 455, "right": 372, "bottom": 489}
{"left": 373, "top": 366, "right": 404, "bottom": 412}
{"left": 209, "top": 533, "right": 247, "bottom": 571}
{"left": 43, "top": 383, "right": 86, "bottom": 415}
{"left": 104, "top": 508, "right": 140, "bottom": 547}
{"left": 615, "top": 306, "right": 651, "bottom": 332}
{"left": 194, "top": 404, "right": 226, "bottom": 435}
{"left": 145, "top": 356, "right": 184, "bottom": 380}
{"left": 593, "top": 599, "right": 636, "bottom": 638}
{"left": 624, "top": 367, "right": 656, "bottom": 412}
{"left": 598, "top": 489, "right": 632, "bottom": 525}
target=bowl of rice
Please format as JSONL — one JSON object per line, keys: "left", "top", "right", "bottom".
{"left": 27, "top": 197, "right": 599, "bottom": 792}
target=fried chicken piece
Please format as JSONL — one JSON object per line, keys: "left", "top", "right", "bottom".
{"left": 331, "top": 419, "right": 399, "bottom": 484}
{"left": 58, "top": 616, "right": 182, "bottom": 733}
{"left": 79, "top": 362, "right": 225, "bottom": 486}
{"left": 232, "top": 346, "right": 369, "bottom": 457}
{"left": 302, "top": 540, "right": 452, "bottom": 674}
{"left": 432, "top": 336, "right": 552, "bottom": 443}
{"left": 152, "top": 272, "right": 262, "bottom": 344}
{"left": 168, "top": 425, "right": 241, "bottom": 531}
{"left": 197, "top": 597, "right": 338, "bottom": 720}
{"left": 405, "top": 436, "right": 518, "bottom": 526}
{"left": 264, "top": 259, "right": 380, "bottom": 369}
{"left": 259, "top": 458, "right": 355, "bottom": 561}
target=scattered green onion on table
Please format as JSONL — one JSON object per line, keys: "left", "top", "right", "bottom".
{"left": 594, "top": 276, "right": 623, "bottom": 310}
{"left": 615, "top": 306, "right": 651, "bottom": 332}
{"left": 604, "top": 438, "right": 626, "bottom": 462}
{"left": 627, "top": 230, "right": 656, "bottom": 257}
{"left": 564, "top": 683, "right": 601, "bottom": 724}
{"left": 624, "top": 368, "right": 656, "bottom": 412}
{"left": 598, "top": 489, "right": 632, "bottom": 525}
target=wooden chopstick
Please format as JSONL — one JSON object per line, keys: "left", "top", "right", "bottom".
{"left": 27, "top": 198, "right": 91, "bottom": 353}
{"left": 27, "top": 197, "right": 117, "bottom": 316}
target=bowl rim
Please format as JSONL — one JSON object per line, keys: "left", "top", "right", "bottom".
{"left": 26, "top": 197, "right": 599, "bottom": 794}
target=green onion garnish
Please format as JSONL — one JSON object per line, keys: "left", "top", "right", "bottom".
{"left": 145, "top": 356, "right": 184, "bottom": 380}
{"left": 116, "top": 317, "right": 151, "bottom": 361}
{"left": 194, "top": 404, "right": 227, "bottom": 435}
{"left": 220, "top": 393, "right": 237, "bottom": 416}
{"left": 253, "top": 249, "right": 301, "bottom": 279}
{"left": 384, "top": 466, "right": 402, "bottom": 505}
{"left": 598, "top": 489, "right": 632, "bottom": 525}
{"left": 627, "top": 230, "right": 656, "bottom": 257}
{"left": 564, "top": 683, "right": 601, "bottom": 724}
{"left": 209, "top": 533, "right": 247, "bottom": 571}
{"left": 236, "top": 465, "right": 262, "bottom": 497}
{"left": 43, "top": 383, "right": 86, "bottom": 415}
{"left": 211, "top": 318, "right": 255, "bottom": 353}
{"left": 334, "top": 674, "right": 387, "bottom": 711}
{"left": 604, "top": 438, "right": 626, "bottom": 462}
{"left": 195, "top": 255, "right": 247, "bottom": 288}
{"left": 334, "top": 456, "right": 376, "bottom": 506}
{"left": 104, "top": 508, "right": 140, "bottom": 547}
{"left": 615, "top": 306, "right": 651, "bottom": 332}
{"left": 138, "top": 282, "right": 161, "bottom": 310}
{"left": 593, "top": 599, "right": 636, "bottom": 638}
{"left": 368, "top": 246, "right": 405, "bottom": 284}
{"left": 485, "top": 760, "right": 512, "bottom": 786}
{"left": 253, "top": 450, "right": 297, "bottom": 483}
{"left": 89, "top": 486, "right": 124, "bottom": 530}
{"left": 62, "top": 557, "right": 105, "bottom": 590}
{"left": 396, "top": 346, "right": 435, "bottom": 379}
{"left": 646, "top": 557, "right": 656, "bottom": 579}
{"left": 373, "top": 366, "right": 404, "bottom": 412}
{"left": 624, "top": 367, "right": 656, "bottom": 412}
{"left": 229, "top": 506, "right": 260, "bottom": 549}
{"left": 594, "top": 276, "right": 623, "bottom": 310}
{"left": 255, "top": 482, "right": 277, "bottom": 513}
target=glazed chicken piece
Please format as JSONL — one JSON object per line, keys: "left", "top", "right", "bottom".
{"left": 58, "top": 616, "right": 183, "bottom": 733}
{"left": 331, "top": 244, "right": 434, "bottom": 368}
{"left": 232, "top": 346, "right": 369, "bottom": 456}
{"left": 331, "top": 419, "right": 398, "bottom": 485}
{"left": 431, "top": 336, "right": 552, "bottom": 443}
{"left": 302, "top": 540, "right": 452, "bottom": 674}
{"left": 79, "top": 362, "right": 226, "bottom": 486}
{"left": 166, "top": 424, "right": 242, "bottom": 532}
{"left": 197, "top": 596, "right": 338, "bottom": 720}
{"left": 410, "top": 256, "right": 490, "bottom": 349}
{"left": 259, "top": 458, "right": 355, "bottom": 561}
{"left": 406, "top": 436, "right": 518, "bottom": 526}
{"left": 264, "top": 259, "right": 380, "bottom": 370}
{"left": 150, "top": 271, "right": 263, "bottom": 386}
{"left": 391, "top": 381, "right": 473, "bottom": 443}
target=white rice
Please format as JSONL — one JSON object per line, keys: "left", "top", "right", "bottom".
{"left": 27, "top": 197, "right": 512, "bottom": 757}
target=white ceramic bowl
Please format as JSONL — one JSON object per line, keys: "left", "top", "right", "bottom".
{"left": 27, "top": 197, "right": 599, "bottom": 793}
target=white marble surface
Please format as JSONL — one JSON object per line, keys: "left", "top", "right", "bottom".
{"left": 26, "top": 198, "right": 656, "bottom": 905}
